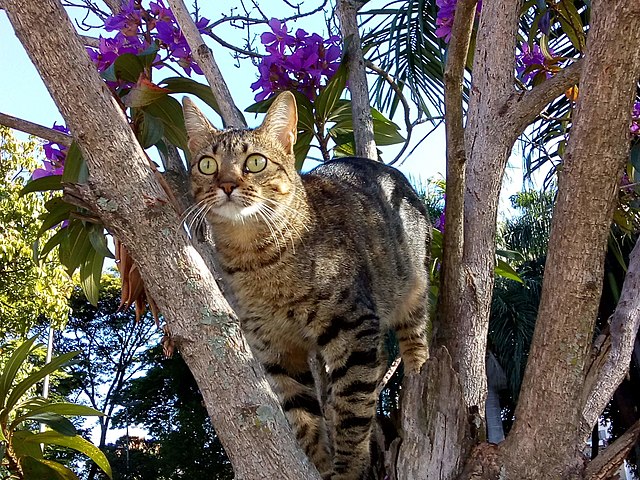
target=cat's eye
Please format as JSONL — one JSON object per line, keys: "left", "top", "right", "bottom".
{"left": 198, "top": 156, "right": 218, "bottom": 175}
{"left": 244, "top": 154, "right": 267, "bottom": 173}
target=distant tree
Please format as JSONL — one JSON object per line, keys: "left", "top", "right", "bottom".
{"left": 0, "top": 126, "right": 72, "bottom": 339}
{"left": 55, "top": 275, "right": 161, "bottom": 479}
{"left": 107, "top": 345, "right": 233, "bottom": 480}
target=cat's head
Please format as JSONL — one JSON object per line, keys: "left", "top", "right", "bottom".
{"left": 183, "top": 92, "right": 299, "bottom": 224}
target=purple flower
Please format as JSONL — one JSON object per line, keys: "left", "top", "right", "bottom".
{"left": 105, "top": 0, "right": 142, "bottom": 37}
{"left": 632, "top": 102, "right": 640, "bottom": 136}
{"left": 435, "top": 0, "right": 482, "bottom": 43}
{"left": 516, "top": 42, "right": 552, "bottom": 84}
{"left": 252, "top": 19, "right": 342, "bottom": 101}
{"left": 87, "top": 33, "right": 146, "bottom": 72}
{"left": 32, "top": 123, "right": 69, "bottom": 179}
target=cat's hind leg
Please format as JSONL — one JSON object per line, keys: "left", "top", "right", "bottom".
{"left": 318, "top": 308, "right": 384, "bottom": 480}
{"left": 393, "top": 284, "right": 429, "bottom": 373}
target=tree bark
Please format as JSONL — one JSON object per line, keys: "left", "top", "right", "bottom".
{"left": 443, "top": 0, "right": 521, "bottom": 416}
{"left": 2, "top": 1, "right": 318, "bottom": 478}
{"left": 336, "top": 0, "right": 377, "bottom": 159}
{"left": 504, "top": 0, "right": 640, "bottom": 477}
{"left": 0, "top": 112, "right": 71, "bottom": 146}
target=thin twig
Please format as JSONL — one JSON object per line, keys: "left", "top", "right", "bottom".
{"left": 167, "top": 0, "right": 246, "bottom": 127}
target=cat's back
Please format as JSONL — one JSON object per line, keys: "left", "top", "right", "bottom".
{"left": 302, "top": 156, "right": 430, "bottom": 239}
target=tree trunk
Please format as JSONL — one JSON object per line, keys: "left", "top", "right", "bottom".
{"left": 1, "top": 2, "right": 319, "bottom": 478}
{"left": 504, "top": 0, "right": 640, "bottom": 477}
{"left": 336, "top": 0, "right": 377, "bottom": 159}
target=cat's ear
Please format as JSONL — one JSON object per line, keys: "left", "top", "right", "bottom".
{"left": 182, "top": 97, "right": 217, "bottom": 152}
{"left": 258, "top": 91, "right": 298, "bottom": 154}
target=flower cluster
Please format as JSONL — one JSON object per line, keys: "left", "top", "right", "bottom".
{"left": 251, "top": 18, "right": 341, "bottom": 101}
{"left": 435, "top": 0, "right": 482, "bottom": 43}
{"left": 632, "top": 102, "right": 640, "bottom": 136}
{"left": 32, "top": 124, "right": 69, "bottom": 180}
{"left": 87, "top": 0, "right": 210, "bottom": 76}
{"left": 516, "top": 42, "right": 555, "bottom": 84}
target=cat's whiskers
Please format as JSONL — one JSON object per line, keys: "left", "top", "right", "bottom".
{"left": 180, "top": 197, "right": 212, "bottom": 236}
{"left": 254, "top": 204, "right": 283, "bottom": 253}
{"left": 258, "top": 202, "right": 301, "bottom": 252}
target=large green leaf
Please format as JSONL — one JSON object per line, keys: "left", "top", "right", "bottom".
{"left": 39, "top": 227, "right": 68, "bottom": 261}
{"left": 79, "top": 248, "right": 105, "bottom": 306}
{"left": 495, "top": 258, "right": 524, "bottom": 284}
{"left": 88, "top": 226, "right": 114, "bottom": 260}
{"left": 161, "top": 77, "right": 221, "bottom": 116}
{"left": 37, "top": 199, "right": 73, "bottom": 236}
{"left": 25, "top": 431, "right": 112, "bottom": 479}
{"left": 15, "top": 402, "right": 104, "bottom": 420}
{"left": 293, "top": 131, "right": 313, "bottom": 171}
{"left": 0, "top": 337, "right": 39, "bottom": 408}
{"left": 20, "top": 175, "right": 63, "bottom": 195}
{"left": 315, "top": 63, "right": 348, "bottom": 123}
{"left": 5, "top": 351, "right": 80, "bottom": 412}
{"left": 143, "top": 96, "right": 188, "bottom": 151}
{"left": 20, "top": 455, "right": 79, "bottom": 480}
{"left": 11, "top": 412, "right": 76, "bottom": 436}
{"left": 124, "top": 80, "right": 171, "bottom": 108}
{"left": 61, "top": 221, "right": 93, "bottom": 275}
{"left": 61, "top": 142, "right": 88, "bottom": 184}
{"left": 11, "top": 431, "right": 43, "bottom": 460}
{"left": 113, "top": 53, "right": 144, "bottom": 83}
{"left": 135, "top": 109, "right": 165, "bottom": 149}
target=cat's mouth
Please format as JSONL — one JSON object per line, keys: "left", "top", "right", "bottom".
{"left": 213, "top": 197, "right": 264, "bottom": 222}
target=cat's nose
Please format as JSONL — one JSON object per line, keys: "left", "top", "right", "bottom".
{"left": 219, "top": 182, "right": 237, "bottom": 196}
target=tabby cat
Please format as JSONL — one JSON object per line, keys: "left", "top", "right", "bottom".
{"left": 183, "top": 91, "right": 430, "bottom": 480}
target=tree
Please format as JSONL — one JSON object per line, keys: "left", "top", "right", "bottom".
{"left": 1, "top": 0, "right": 640, "bottom": 479}
{"left": 55, "top": 275, "right": 161, "bottom": 480}
{"left": 0, "top": 127, "right": 72, "bottom": 339}
{"left": 105, "top": 346, "right": 233, "bottom": 480}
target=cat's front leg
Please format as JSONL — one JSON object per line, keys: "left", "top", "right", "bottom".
{"left": 318, "top": 310, "right": 384, "bottom": 480}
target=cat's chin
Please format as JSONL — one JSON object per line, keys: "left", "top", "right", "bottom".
{"left": 212, "top": 201, "right": 264, "bottom": 223}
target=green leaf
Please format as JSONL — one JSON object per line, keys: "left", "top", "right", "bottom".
{"left": 245, "top": 96, "right": 276, "bottom": 114}
{"left": 136, "top": 109, "right": 165, "bottom": 149}
{"left": 17, "top": 402, "right": 104, "bottom": 420}
{"left": 6, "top": 351, "right": 80, "bottom": 412}
{"left": 21, "top": 455, "right": 79, "bottom": 480}
{"left": 315, "top": 63, "right": 348, "bottom": 123}
{"left": 0, "top": 337, "right": 38, "bottom": 408}
{"left": 137, "top": 43, "right": 160, "bottom": 69}
{"left": 124, "top": 80, "right": 170, "bottom": 108}
{"left": 39, "top": 227, "right": 69, "bottom": 261}
{"left": 495, "top": 258, "right": 524, "bottom": 283}
{"left": 37, "top": 199, "right": 73, "bottom": 236}
{"left": 61, "top": 142, "right": 88, "bottom": 184}
{"left": 12, "top": 412, "right": 76, "bottom": 436}
{"left": 143, "top": 96, "right": 188, "bottom": 151}
{"left": 12, "top": 431, "right": 43, "bottom": 460}
{"left": 61, "top": 221, "right": 93, "bottom": 275}
{"left": 20, "top": 175, "right": 63, "bottom": 195}
{"left": 293, "top": 131, "right": 313, "bottom": 171}
{"left": 161, "top": 77, "right": 221, "bottom": 115}
{"left": 80, "top": 249, "right": 105, "bottom": 306}
{"left": 88, "top": 226, "right": 114, "bottom": 260}
{"left": 291, "top": 91, "right": 315, "bottom": 132}
{"left": 113, "top": 53, "right": 144, "bottom": 83}
{"left": 24, "top": 431, "right": 112, "bottom": 479}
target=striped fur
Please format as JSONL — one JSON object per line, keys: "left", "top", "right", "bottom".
{"left": 184, "top": 92, "right": 430, "bottom": 480}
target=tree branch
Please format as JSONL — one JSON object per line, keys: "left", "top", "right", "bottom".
{"left": 166, "top": 0, "right": 247, "bottom": 127}
{"left": 504, "top": 59, "right": 583, "bottom": 139}
{"left": 581, "top": 236, "right": 640, "bottom": 436}
{"left": 0, "top": 112, "right": 71, "bottom": 145}
{"left": 336, "top": 0, "right": 377, "bottom": 159}
{"left": 439, "top": 0, "right": 476, "bottom": 371}
{"left": 584, "top": 419, "right": 640, "bottom": 480}
{"left": 2, "top": 1, "right": 317, "bottom": 477}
